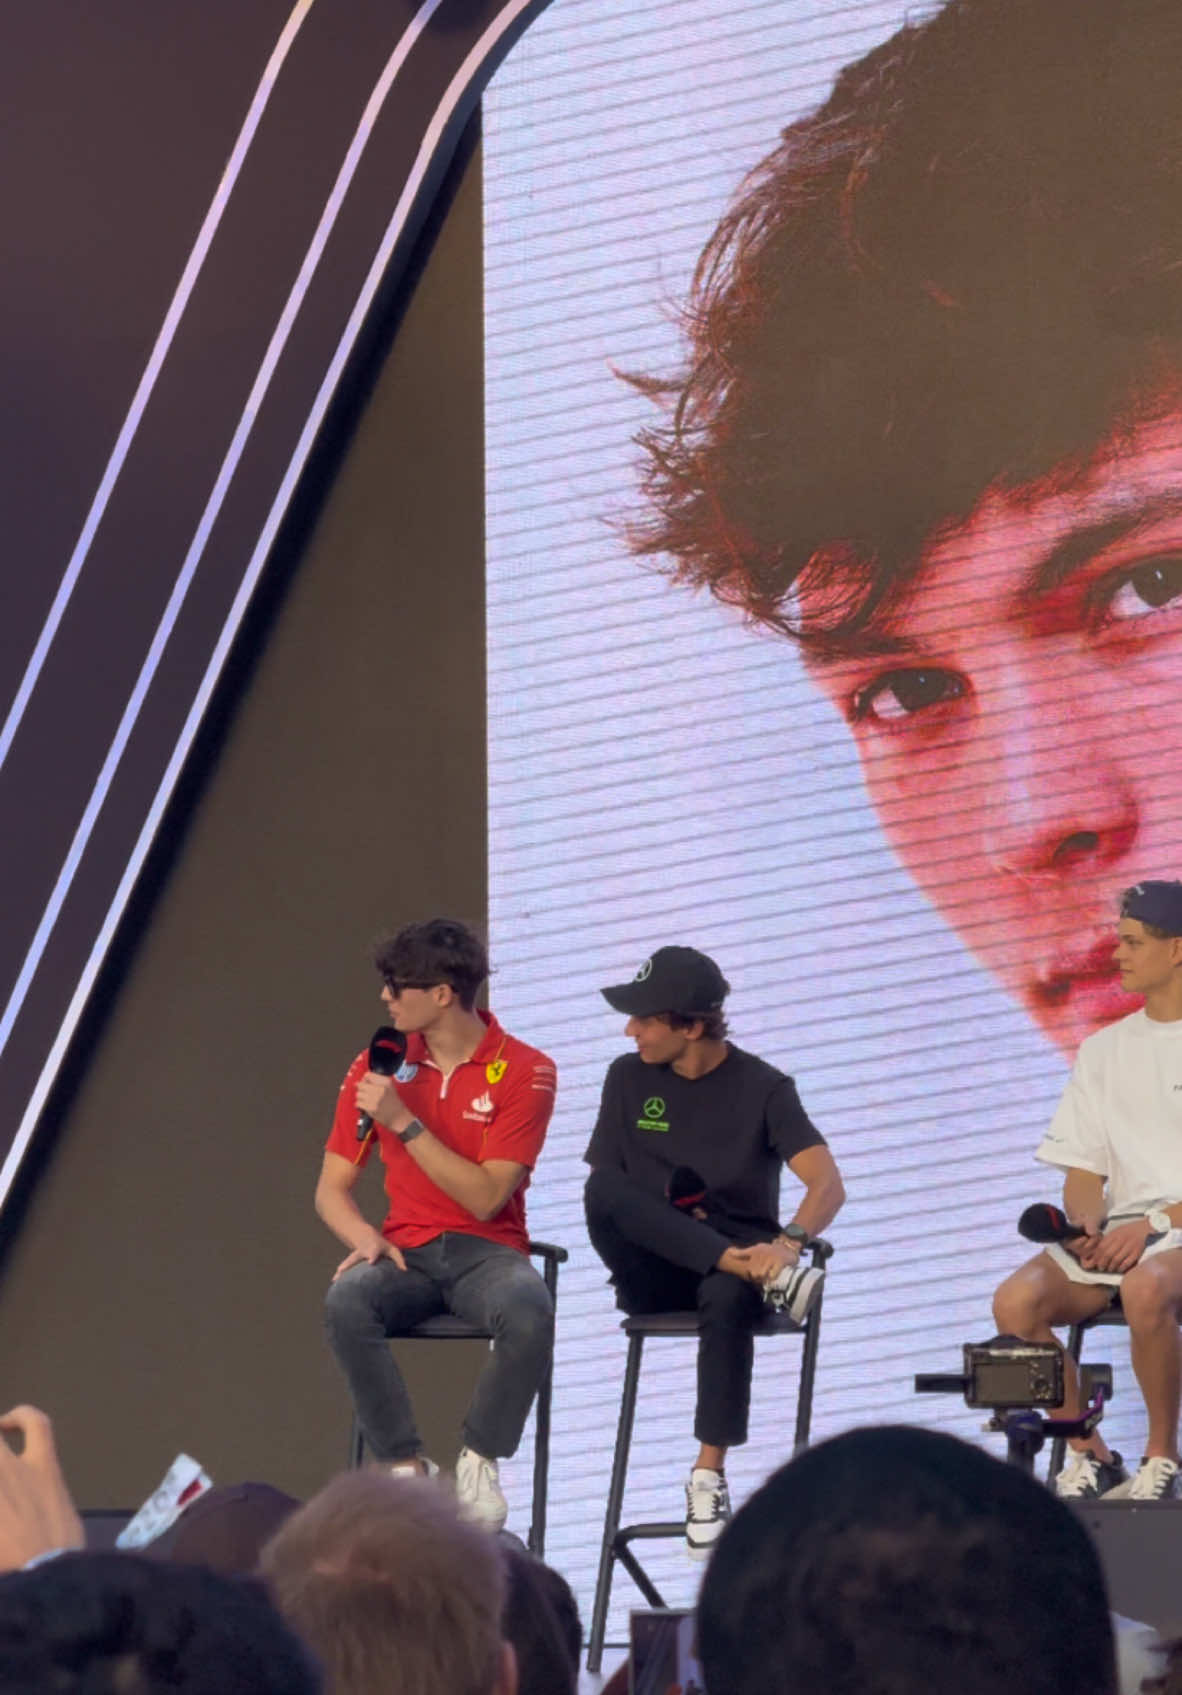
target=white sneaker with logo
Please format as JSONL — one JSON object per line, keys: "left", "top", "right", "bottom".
{"left": 1126, "top": 1456, "right": 1181, "bottom": 1501}
{"left": 455, "top": 1447, "right": 508, "bottom": 1532}
{"left": 764, "top": 1262, "right": 825, "bottom": 1324}
{"left": 685, "top": 1467, "right": 731, "bottom": 1561}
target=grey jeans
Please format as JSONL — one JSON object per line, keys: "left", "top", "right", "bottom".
{"left": 324, "top": 1233, "right": 554, "bottom": 1461}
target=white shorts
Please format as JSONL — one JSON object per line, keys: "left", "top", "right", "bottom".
{"left": 1044, "top": 1216, "right": 1182, "bottom": 1287}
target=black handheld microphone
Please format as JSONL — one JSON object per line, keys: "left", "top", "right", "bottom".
{"left": 1017, "top": 1203, "right": 1091, "bottom": 1244}
{"left": 667, "top": 1166, "right": 708, "bottom": 1211}
{"left": 357, "top": 1026, "right": 408, "bottom": 1141}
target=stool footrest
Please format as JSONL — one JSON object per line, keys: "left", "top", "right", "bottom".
{"left": 614, "top": 1543, "right": 668, "bottom": 1612}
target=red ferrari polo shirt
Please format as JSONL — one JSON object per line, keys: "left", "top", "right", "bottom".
{"left": 326, "top": 1011, "right": 557, "bottom": 1252}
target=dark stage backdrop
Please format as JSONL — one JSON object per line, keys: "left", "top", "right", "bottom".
{"left": 0, "top": 0, "right": 547, "bottom": 1216}
{"left": 0, "top": 6, "right": 520, "bottom": 1506}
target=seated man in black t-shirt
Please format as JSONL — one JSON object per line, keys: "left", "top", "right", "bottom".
{"left": 584, "top": 946, "right": 845, "bottom": 1559}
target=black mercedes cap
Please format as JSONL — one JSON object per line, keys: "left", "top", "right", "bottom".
{"left": 600, "top": 946, "right": 730, "bottom": 1017}
{"left": 1120, "top": 880, "right": 1182, "bottom": 936}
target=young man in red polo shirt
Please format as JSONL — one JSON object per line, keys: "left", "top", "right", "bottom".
{"left": 317, "top": 919, "right": 557, "bottom": 1532}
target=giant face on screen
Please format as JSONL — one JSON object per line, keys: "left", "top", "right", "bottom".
{"left": 626, "top": 0, "right": 1182, "bottom": 1060}
{"left": 484, "top": 0, "right": 1182, "bottom": 1608}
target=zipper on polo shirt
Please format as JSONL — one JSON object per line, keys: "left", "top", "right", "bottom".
{"left": 418, "top": 1058, "right": 465, "bottom": 1099}
{"left": 418, "top": 1033, "right": 504, "bottom": 1100}
{"left": 416, "top": 1057, "right": 451, "bottom": 1098}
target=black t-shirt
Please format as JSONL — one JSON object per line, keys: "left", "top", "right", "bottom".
{"left": 583, "top": 1044, "right": 825, "bottom": 1240}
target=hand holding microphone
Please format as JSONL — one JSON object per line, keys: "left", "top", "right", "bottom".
{"left": 1017, "top": 1203, "right": 1093, "bottom": 1244}
{"left": 356, "top": 1026, "right": 408, "bottom": 1140}
{"left": 1018, "top": 1204, "right": 1107, "bottom": 1269}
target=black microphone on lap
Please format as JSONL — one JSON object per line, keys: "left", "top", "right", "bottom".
{"left": 667, "top": 1166, "right": 708, "bottom": 1210}
{"left": 357, "top": 1026, "right": 408, "bottom": 1141}
{"left": 1017, "top": 1203, "right": 1092, "bottom": 1244}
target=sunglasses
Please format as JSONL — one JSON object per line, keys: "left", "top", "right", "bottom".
{"left": 382, "top": 977, "right": 442, "bottom": 997}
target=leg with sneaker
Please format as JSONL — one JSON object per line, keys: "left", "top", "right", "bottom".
{"left": 443, "top": 1234, "right": 556, "bottom": 1533}
{"left": 992, "top": 1256, "right": 1125, "bottom": 1498}
{"left": 1116, "top": 1252, "right": 1182, "bottom": 1500}
{"left": 324, "top": 1256, "right": 448, "bottom": 1467}
{"left": 686, "top": 1270, "right": 767, "bottom": 1559}
{"left": 586, "top": 1167, "right": 805, "bottom": 1556}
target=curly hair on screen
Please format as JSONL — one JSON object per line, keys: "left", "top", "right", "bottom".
{"left": 630, "top": 0, "right": 1182, "bottom": 656}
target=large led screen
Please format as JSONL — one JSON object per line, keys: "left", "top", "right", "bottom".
{"left": 484, "top": 0, "right": 1182, "bottom": 1632}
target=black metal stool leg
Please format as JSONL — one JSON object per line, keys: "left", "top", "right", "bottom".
{"left": 528, "top": 1357, "right": 553, "bottom": 1556}
{"left": 1046, "top": 1322, "right": 1085, "bottom": 1483}
{"left": 587, "top": 1333, "right": 645, "bottom": 1674}
{"left": 793, "top": 1291, "right": 823, "bottom": 1453}
{"left": 526, "top": 1245, "right": 562, "bottom": 1557}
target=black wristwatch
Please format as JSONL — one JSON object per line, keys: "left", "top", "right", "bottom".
{"left": 778, "top": 1223, "right": 809, "bottom": 1247}
{"left": 397, "top": 1118, "right": 425, "bottom": 1144}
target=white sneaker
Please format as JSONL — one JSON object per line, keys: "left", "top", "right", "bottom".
{"left": 764, "top": 1261, "right": 825, "bottom": 1323}
{"left": 388, "top": 1457, "right": 439, "bottom": 1480}
{"left": 455, "top": 1447, "right": 508, "bottom": 1532}
{"left": 1126, "top": 1456, "right": 1181, "bottom": 1501}
{"left": 685, "top": 1468, "right": 731, "bottom": 1561}
{"left": 1053, "top": 1450, "right": 1127, "bottom": 1499}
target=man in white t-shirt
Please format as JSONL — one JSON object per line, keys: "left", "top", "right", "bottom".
{"left": 993, "top": 880, "right": 1182, "bottom": 1502}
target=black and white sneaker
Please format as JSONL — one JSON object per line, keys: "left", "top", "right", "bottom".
{"left": 685, "top": 1468, "right": 730, "bottom": 1561}
{"left": 1053, "top": 1449, "right": 1127, "bottom": 1500}
{"left": 1126, "top": 1456, "right": 1181, "bottom": 1501}
{"left": 764, "top": 1262, "right": 825, "bottom": 1323}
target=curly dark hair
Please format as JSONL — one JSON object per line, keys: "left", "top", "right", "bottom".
{"left": 697, "top": 1425, "right": 1116, "bottom": 1695}
{"left": 632, "top": 0, "right": 1182, "bottom": 657}
{"left": 373, "top": 917, "right": 489, "bottom": 1011}
{"left": 664, "top": 1007, "right": 729, "bottom": 1042}
{"left": 0, "top": 1553, "right": 319, "bottom": 1695}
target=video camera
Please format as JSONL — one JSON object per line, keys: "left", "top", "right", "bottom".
{"left": 915, "top": 1335, "right": 1112, "bottom": 1471}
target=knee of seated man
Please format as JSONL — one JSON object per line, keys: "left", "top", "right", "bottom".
{"left": 992, "top": 1267, "right": 1051, "bottom": 1335}
{"left": 324, "top": 1265, "right": 376, "bottom": 1331}
{"left": 500, "top": 1276, "right": 555, "bottom": 1346}
{"left": 698, "top": 1266, "right": 760, "bottom": 1323}
{"left": 1119, "top": 1259, "right": 1180, "bottom": 1326}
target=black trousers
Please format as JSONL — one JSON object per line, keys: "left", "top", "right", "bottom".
{"left": 584, "top": 1166, "right": 768, "bottom": 1449}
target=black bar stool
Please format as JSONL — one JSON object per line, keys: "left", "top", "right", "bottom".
{"left": 1046, "top": 1297, "right": 1126, "bottom": 1483}
{"left": 347, "top": 1239, "right": 566, "bottom": 1556}
{"left": 586, "top": 1239, "right": 833, "bottom": 1672}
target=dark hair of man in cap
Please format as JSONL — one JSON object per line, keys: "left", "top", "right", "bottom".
{"left": 696, "top": 1424, "right": 1116, "bottom": 1695}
